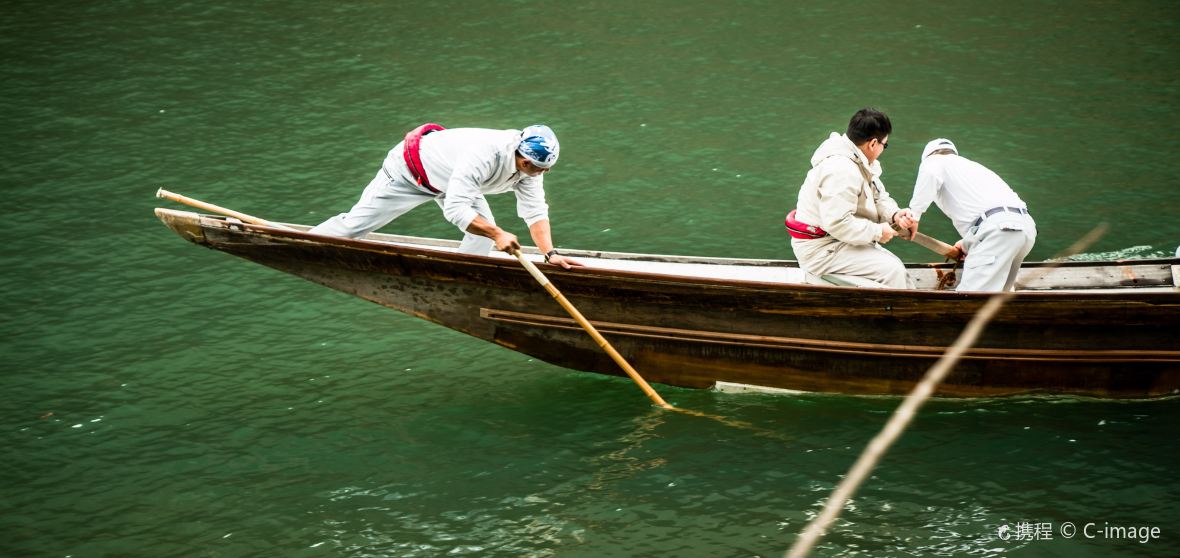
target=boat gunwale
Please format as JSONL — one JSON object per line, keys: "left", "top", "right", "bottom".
{"left": 159, "top": 208, "right": 1180, "bottom": 300}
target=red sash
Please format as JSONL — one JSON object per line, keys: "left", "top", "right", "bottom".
{"left": 403, "top": 123, "right": 446, "bottom": 193}
{"left": 785, "top": 209, "right": 828, "bottom": 239}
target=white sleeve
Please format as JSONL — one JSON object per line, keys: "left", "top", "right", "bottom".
{"left": 908, "top": 162, "right": 942, "bottom": 222}
{"left": 441, "top": 151, "right": 497, "bottom": 231}
{"left": 514, "top": 176, "right": 550, "bottom": 226}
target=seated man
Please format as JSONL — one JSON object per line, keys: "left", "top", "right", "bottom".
{"left": 786, "top": 108, "right": 915, "bottom": 288}
{"left": 311, "top": 123, "right": 581, "bottom": 268}
{"left": 909, "top": 138, "right": 1036, "bottom": 291}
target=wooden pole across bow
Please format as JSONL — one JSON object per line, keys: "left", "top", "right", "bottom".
{"left": 155, "top": 188, "right": 294, "bottom": 231}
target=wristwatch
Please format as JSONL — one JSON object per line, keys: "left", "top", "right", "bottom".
{"left": 544, "top": 249, "right": 560, "bottom": 263}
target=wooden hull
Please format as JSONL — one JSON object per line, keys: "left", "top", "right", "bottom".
{"left": 156, "top": 209, "right": 1180, "bottom": 399}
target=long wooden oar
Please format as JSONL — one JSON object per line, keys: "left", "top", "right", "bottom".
{"left": 892, "top": 223, "right": 962, "bottom": 261}
{"left": 156, "top": 188, "right": 294, "bottom": 231}
{"left": 909, "top": 231, "right": 962, "bottom": 261}
{"left": 511, "top": 248, "right": 674, "bottom": 410}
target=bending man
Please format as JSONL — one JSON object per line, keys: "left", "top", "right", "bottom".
{"left": 909, "top": 138, "right": 1036, "bottom": 291}
{"left": 310, "top": 123, "right": 582, "bottom": 268}
{"left": 787, "top": 108, "right": 916, "bottom": 288}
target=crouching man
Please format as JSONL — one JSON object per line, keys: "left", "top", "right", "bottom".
{"left": 786, "top": 108, "right": 915, "bottom": 288}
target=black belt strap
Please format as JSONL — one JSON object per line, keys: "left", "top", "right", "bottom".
{"left": 972, "top": 206, "right": 1029, "bottom": 227}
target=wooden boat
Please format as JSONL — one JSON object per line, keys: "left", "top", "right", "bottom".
{"left": 155, "top": 207, "right": 1180, "bottom": 399}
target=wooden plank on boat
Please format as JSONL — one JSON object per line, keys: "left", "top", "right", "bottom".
{"left": 479, "top": 308, "right": 1180, "bottom": 362}
{"left": 877, "top": 263, "right": 1175, "bottom": 291}
{"left": 1015, "top": 263, "right": 1173, "bottom": 290}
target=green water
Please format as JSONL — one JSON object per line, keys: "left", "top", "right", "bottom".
{"left": 3, "top": 1, "right": 1178, "bottom": 557}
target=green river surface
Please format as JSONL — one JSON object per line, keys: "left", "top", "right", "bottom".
{"left": 3, "top": 1, "right": 1178, "bottom": 557}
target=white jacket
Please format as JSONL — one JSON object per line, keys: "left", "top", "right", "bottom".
{"left": 793, "top": 132, "right": 900, "bottom": 245}
{"left": 909, "top": 153, "right": 1027, "bottom": 238}
{"left": 386, "top": 128, "right": 549, "bottom": 232}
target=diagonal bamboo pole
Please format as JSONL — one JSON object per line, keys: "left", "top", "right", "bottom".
{"left": 512, "top": 248, "right": 674, "bottom": 410}
{"left": 786, "top": 224, "right": 1108, "bottom": 558}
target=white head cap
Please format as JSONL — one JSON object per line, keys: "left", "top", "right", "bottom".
{"left": 517, "top": 124, "right": 560, "bottom": 168}
{"left": 922, "top": 138, "right": 958, "bottom": 161}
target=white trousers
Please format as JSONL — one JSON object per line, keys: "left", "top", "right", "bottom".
{"left": 791, "top": 236, "right": 913, "bottom": 289}
{"left": 309, "top": 160, "right": 497, "bottom": 255}
{"left": 957, "top": 212, "right": 1037, "bottom": 292}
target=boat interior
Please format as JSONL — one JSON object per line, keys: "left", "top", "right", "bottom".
{"left": 271, "top": 221, "right": 1179, "bottom": 294}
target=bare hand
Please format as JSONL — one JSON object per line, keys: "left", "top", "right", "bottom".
{"left": 893, "top": 209, "right": 917, "bottom": 240}
{"left": 547, "top": 254, "right": 585, "bottom": 269}
{"left": 494, "top": 231, "right": 521, "bottom": 253}
{"left": 952, "top": 239, "right": 967, "bottom": 259}
{"left": 878, "top": 222, "right": 898, "bottom": 244}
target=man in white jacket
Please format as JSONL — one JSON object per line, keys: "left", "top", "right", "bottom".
{"left": 310, "top": 124, "right": 582, "bottom": 268}
{"left": 787, "top": 108, "right": 916, "bottom": 288}
{"left": 909, "top": 138, "right": 1036, "bottom": 291}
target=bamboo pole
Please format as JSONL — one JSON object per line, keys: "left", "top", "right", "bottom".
{"left": 155, "top": 188, "right": 295, "bottom": 231}
{"left": 512, "top": 249, "right": 674, "bottom": 410}
{"left": 786, "top": 224, "right": 1108, "bottom": 558}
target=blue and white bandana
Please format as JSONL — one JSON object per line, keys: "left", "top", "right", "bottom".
{"left": 517, "top": 124, "right": 560, "bottom": 168}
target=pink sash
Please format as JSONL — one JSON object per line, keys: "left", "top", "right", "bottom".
{"left": 402, "top": 123, "right": 446, "bottom": 193}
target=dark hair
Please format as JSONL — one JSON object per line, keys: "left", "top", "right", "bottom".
{"left": 846, "top": 108, "right": 892, "bottom": 145}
